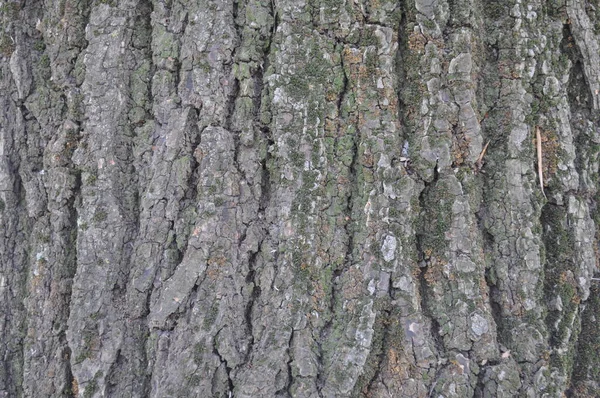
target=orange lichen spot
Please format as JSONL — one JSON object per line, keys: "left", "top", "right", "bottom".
{"left": 324, "top": 119, "right": 337, "bottom": 135}
{"left": 310, "top": 280, "right": 327, "bottom": 312}
{"left": 498, "top": 61, "right": 523, "bottom": 80}
{"left": 193, "top": 147, "right": 204, "bottom": 161}
{"left": 361, "top": 152, "right": 374, "bottom": 168}
{"left": 423, "top": 266, "right": 438, "bottom": 285}
{"left": 424, "top": 260, "right": 443, "bottom": 285}
{"left": 479, "top": 277, "right": 489, "bottom": 299}
{"left": 542, "top": 350, "right": 551, "bottom": 361}
{"left": 325, "top": 90, "right": 338, "bottom": 102}
{"left": 206, "top": 255, "right": 228, "bottom": 280}
{"left": 559, "top": 271, "right": 569, "bottom": 283}
{"left": 207, "top": 255, "right": 227, "bottom": 267}
{"left": 342, "top": 47, "right": 363, "bottom": 64}
{"left": 355, "top": 64, "right": 372, "bottom": 82}
{"left": 31, "top": 273, "right": 43, "bottom": 290}
{"left": 449, "top": 359, "right": 463, "bottom": 374}
{"left": 408, "top": 30, "right": 427, "bottom": 52}
{"left": 387, "top": 349, "right": 407, "bottom": 377}
{"left": 336, "top": 175, "right": 350, "bottom": 185}
{"left": 72, "top": 378, "right": 79, "bottom": 396}
{"left": 452, "top": 133, "right": 472, "bottom": 167}
{"left": 593, "top": 238, "right": 600, "bottom": 270}
{"left": 206, "top": 268, "right": 220, "bottom": 280}
{"left": 341, "top": 266, "right": 364, "bottom": 300}
{"left": 411, "top": 265, "right": 422, "bottom": 281}
{"left": 423, "top": 248, "right": 433, "bottom": 260}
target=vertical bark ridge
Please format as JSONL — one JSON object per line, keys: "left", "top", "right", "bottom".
{"left": 6, "top": 0, "right": 91, "bottom": 396}
{"left": 66, "top": 0, "right": 147, "bottom": 395}
{"left": 478, "top": 0, "right": 549, "bottom": 394}
{"left": 0, "top": 24, "right": 29, "bottom": 393}
{"left": 392, "top": 0, "right": 500, "bottom": 395}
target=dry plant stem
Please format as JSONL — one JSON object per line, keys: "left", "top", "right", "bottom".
{"left": 476, "top": 140, "right": 490, "bottom": 168}
{"left": 536, "top": 127, "right": 546, "bottom": 199}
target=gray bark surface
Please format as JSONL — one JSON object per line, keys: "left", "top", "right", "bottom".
{"left": 1, "top": 0, "right": 600, "bottom": 396}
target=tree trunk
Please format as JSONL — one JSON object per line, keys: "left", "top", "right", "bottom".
{"left": 1, "top": 0, "right": 600, "bottom": 396}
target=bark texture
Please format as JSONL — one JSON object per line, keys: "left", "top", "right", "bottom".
{"left": 1, "top": 0, "right": 600, "bottom": 396}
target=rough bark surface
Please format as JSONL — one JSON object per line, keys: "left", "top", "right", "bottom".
{"left": 1, "top": 0, "right": 600, "bottom": 397}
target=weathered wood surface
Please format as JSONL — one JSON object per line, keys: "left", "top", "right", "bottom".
{"left": 1, "top": 0, "right": 599, "bottom": 396}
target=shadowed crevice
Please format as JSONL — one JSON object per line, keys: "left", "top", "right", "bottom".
{"left": 316, "top": 39, "right": 355, "bottom": 393}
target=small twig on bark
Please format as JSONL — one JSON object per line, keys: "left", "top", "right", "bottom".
{"left": 536, "top": 127, "right": 546, "bottom": 199}
{"left": 475, "top": 141, "right": 490, "bottom": 172}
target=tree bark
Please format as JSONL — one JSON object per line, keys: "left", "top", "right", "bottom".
{"left": 1, "top": 0, "right": 600, "bottom": 396}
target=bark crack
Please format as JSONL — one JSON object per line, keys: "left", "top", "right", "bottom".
{"left": 317, "top": 40, "right": 353, "bottom": 394}
{"left": 214, "top": 331, "right": 235, "bottom": 395}
{"left": 275, "top": 328, "right": 294, "bottom": 396}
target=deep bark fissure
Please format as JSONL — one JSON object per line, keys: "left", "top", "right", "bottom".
{"left": 427, "top": 362, "right": 450, "bottom": 398}
{"left": 242, "top": 248, "right": 261, "bottom": 365}
{"left": 473, "top": 360, "right": 490, "bottom": 398}
{"left": 21, "top": 0, "right": 88, "bottom": 390}
{"left": 569, "top": 282, "right": 600, "bottom": 395}
{"left": 316, "top": 40, "right": 355, "bottom": 393}
{"left": 227, "top": 82, "right": 242, "bottom": 136}
{"left": 477, "top": 206, "right": 505, "bottom": 340}
{"left": 213, "top": 332, "right": 235, "bottom": 395}
{"left": 63, "top": 345, "right": 76, "bottom": 398}
{"left": 104, "top": 349, "right": 124, "bottom": 397}
{"left": 94, "top": 2, "right": 158, "bottom": 392}
{"left": 362, "top": 306, "right": 392, "bottom": 395}
{"left": 279, "top": 328, "right": 294, "bottom": 396}
{"left": 226, "top": 0, "right": 242, "bottom": 134}
{"left": 415, "top": 165, "right": 444, "bottom": 332}
{"left": 8, "top": 108, "right": 30, "bottom": 398}
{"left": 396, "top": 0, "right": 409, "bottom": 142}
{"left": 171, "top": 110, "right": 202, "bottom": 270}
{"left": 230, "top": 0, "right": 278, "bottom": 379}
{"left": 62, "top": 167, "right": 82, "bottom": 398}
